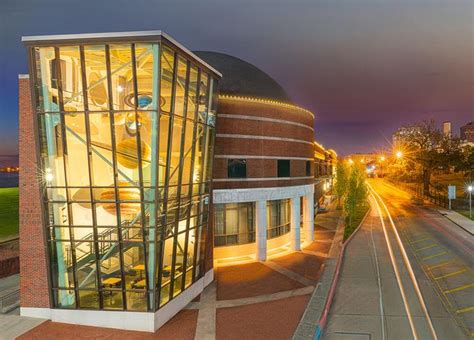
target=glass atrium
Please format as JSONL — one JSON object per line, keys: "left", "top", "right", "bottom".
{"left": 28, "top": 35, "right": 219, "bottom": 312}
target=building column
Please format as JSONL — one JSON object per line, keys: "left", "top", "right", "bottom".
{"left": 255, "top": 200, "right": 267, "bottom": 261}
{"left": 303, "top": 193, "right": 314, "bottom": 242}
{"left": 290, "top": 197, "right": 301, "bottom": 251}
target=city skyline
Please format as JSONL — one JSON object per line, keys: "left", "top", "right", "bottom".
{"left": 1, "top": 0, "right": 472, "bottom": 157}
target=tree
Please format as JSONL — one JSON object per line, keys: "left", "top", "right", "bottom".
{"left": 334, "top": 160, "right": 348, "bottom": 208}
{"left": 393, "top": 119, "right": 463, "bottom": 192}
{"left": 344, "top": 166, "right": 367, "bottom": 227}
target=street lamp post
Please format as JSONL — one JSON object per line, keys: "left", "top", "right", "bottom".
{"left": 468, "top": 185, "right": 473, "bottom": 219}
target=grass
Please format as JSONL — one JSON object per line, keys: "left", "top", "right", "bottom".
{"left": 343, "top": 201, "right": 369, "bottom": 241}
{"left": 0, "top": 187, "right": 19, "bottom": 239}
{"left": 456, "top": 209, "right": 474, "bottom": 221}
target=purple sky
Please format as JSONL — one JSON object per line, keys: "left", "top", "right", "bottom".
{"left": 1, "top": 0, "right": 472, "bottom": 160}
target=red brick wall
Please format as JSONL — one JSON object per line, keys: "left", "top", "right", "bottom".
{"left": 19, "top": 76, "right": 51, "bottom": 308}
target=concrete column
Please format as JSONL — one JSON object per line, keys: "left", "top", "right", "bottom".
{"left": 255, "top": 200, "right": 267, "bottom": 261}
{"left": 303, "top": 193, "right": 315, "bottom": 242}
{"left": 290, "top": 197, "right": 301, "bottom": 251}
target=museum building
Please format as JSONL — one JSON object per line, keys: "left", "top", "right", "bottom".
{"left": 19, "top": 31, "right": 221, "bottom": 331}
{"left": 194, "top": 52, "right": 316, "bottom": 263}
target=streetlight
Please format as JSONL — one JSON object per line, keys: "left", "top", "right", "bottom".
{"left": 396, "top": 151, "right": 403, "bottom": 159}
{"left": 380, "top": 156, "right": 385, "bottom": 162}
{"left": 468, "top": 185, "right": 473, "bottom": 219}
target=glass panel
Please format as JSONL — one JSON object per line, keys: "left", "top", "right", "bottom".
{"left": 70, "top": 203, "right": 93, "bottom": 226}
{"left": 109, "top": 44, "right": 134, "bottom": 110}
{"left": 173, "top": 231, "right": 186, "bottom": 297}
{"left": 49, "top": 241, "right": 74, "bottom": 289}
{"left": 169, "top": 117, "right": 183, "bottom": 186}
{"left": 34, "top": 47, "right": 59, "bottom": 112}
{"left": 74, "top": 241, "right": 98, "bottom": 289}
{"left": 54, "top": 289, "right": 76, "bottom": 309}
{"left": 159, "top": 114, "right": 170, "bottom": 187}
{"left": 103, "top": 290, "right": 123, "bottom": 310}
{"left": 79, "top": 290, "right": 99, "bottom": 309}
{"left": 59, "top": 46, "right": 84, "bottom": 111}
{"left": 114, "top": 112, "right": 142, "bottom": 184}
{"left": 173, "top": 57, "right": 188, "bottom": 117}
{"left": 207, "top": 77, "right": 217, "bottom": 126}
{"left": 160, "top": 47, "right": 175, "bottom": 114}
{"left": 137, "top": 111, "right": 157, "bottom": 185}
{"left": 123, "top": 243, "right": 145, "bottom": 288}
{"left": 84, "top": 45, "right": 109, "bottom": 111}
{"left": 136, "top": 43, "right": 159, "bottom": 110}
{"left": 64, "top": 114, "right": 90, "bottom": 186}
{"left": 126, "top": 291, "right": 147, "bottom": 311}
{"left": 99, "top": 242, "right": 122, "bottom": 288}
{"left": 187, "top": 66, "right": 198, "bottom": 120}
{"left": 160, "top": 237, "right": 174, "bottom": 306}
{"left": 197, "top": 73, "right": 208, "bottom": 123}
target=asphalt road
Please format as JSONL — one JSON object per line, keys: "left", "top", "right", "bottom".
{"left": 323, "top": 178, "right": 472, "bottom": 339}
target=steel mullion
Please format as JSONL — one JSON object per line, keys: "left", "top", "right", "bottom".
{"left": 54, "top": 47, "right": 80, "bottom": 308}
{"left": 191, "top": 69, "right": 202, "bottom": 282}
{"left": 167, "top": 51, "right": 180, "bottom": 301}
{"left": 105, "top": 45, "right": 128, "bottom": 310}
{"left": 171, "top": 59, "right": 190, "bottom": 294}
{"left": 79, "top": 45, "right": 103, "bottom": 309}
{"left": 131, "top": 43, "right": 151, "bottom": 312}
{"left": 153, "top": 43, "right": 162, "bottom": 311}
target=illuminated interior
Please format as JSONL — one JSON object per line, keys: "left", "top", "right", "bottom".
{"left": 33, "top": 40, "right": 218, "bottom": 311}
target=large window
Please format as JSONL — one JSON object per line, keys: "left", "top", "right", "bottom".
{"left": 32, "top": 40, "right": 218, "bottom": 312}
{"left": 277, "top": 160, "right": 290, "bottom": 177}
{"left": 267, "top": 199, "right": 291, "bottom": 239}
{"left": 227, "top": 159, "right": 247, "bottom": 178}
{"left": 214, "top": 203, "right": 255, "bottom": 246}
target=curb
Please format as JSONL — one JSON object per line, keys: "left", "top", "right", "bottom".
{"left": 292, "top": 205, "right": 371, "bottom": 340}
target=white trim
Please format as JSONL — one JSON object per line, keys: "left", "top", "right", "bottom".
{"left": 213, "top": 176, "right": 313, "bottom": 182}
{"left": 216, "top": 134, "right": 313, "bottom": 145}
{"left": 21, "top": 31, "right": 222, "bottom": 77}
{"left": 218, "top": 114, "right": 313, "bottom": 131}
{"left": 213, "top": 184, "right": 314, "bottom": 203}
{"left": 19, "top": 269, "right": 214, "bottom": 332}
{"left": 18, "top": 74, "right": 30, "bottom": 79}
{"left": 215, "top": 155, "right": 312, "bottom": 161}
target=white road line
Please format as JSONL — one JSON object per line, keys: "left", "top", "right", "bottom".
{"left": 370, "top": 192, "right": 419, "bottom": 340}
{"left": 368, "top": 210, "right": 386, "bottom": 340}
{"left": 370, "top": 184, "right": 438, "bottom": 340}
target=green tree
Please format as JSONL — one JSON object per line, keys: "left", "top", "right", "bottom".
{"left": 334, "top": 160, "right": 348, "bottom": 208}
{"left": 344, "top": 166, "right": 367, "bottom": 227}
{"left": 393, "top": 119, "right": 463, "bottom": 192}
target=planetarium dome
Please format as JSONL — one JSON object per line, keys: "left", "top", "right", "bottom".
{"left": 194, "top": 51, "right": 292, "bottom": 103}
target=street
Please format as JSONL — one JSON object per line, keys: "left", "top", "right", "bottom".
{"left": 323, "top": 179, "right": 473, "bottom": 339}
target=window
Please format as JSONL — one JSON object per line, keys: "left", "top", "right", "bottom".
{"left": 266, "top": 199, "right": 291, "bottom": 239}
{"left": 277, "top": 160, "right": 290, "bottom": 177}
{"left": 306, "top": 160, "right": 311, "bottom": 176}
{"left": 214, "top": 203, "right": 255, "bottom": 246}
{"left": 228, "top": 159, "right": 247, "bottom": 178}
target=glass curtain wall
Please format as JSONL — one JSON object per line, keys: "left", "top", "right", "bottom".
{"left": 266, "top": 199, "right": 291, "bottom": 239}
{"left": 32, "top": 40, "right": 217, "bottom": 312}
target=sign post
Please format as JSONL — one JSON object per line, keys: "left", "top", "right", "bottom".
{"left": 448, "top": 185, "right": 456, "bottom": 210}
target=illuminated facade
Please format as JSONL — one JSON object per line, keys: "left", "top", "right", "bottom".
{"left": 20, "top": 31, "right": 220, "bottom": 331}
{"left": 194, "top": 52, "right": 315, "bottom": 263}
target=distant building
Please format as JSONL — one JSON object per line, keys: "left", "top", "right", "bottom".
{"left": 443, "top": 121, "right": 452, "bottom": 138}
{"left": 460, "top": 122, "right": 474, "bottom": 144}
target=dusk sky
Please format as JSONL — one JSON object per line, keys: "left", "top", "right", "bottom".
{"left": 1, "top": 0, "right": 472, "bottom": 161}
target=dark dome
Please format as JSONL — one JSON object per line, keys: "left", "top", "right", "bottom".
{"left": 194, "top": 51, "right": 292, "bottom": 103}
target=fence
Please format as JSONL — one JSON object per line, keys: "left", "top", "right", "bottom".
{"left": 388, "top": 179, "right": 469, "bottom": 210}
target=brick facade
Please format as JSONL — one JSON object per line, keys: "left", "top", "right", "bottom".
{"left": 19, "top": 76, "right": 51, "bottom": 308}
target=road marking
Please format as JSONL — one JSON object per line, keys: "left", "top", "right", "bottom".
{"left": 410, "top": 237, "right": 431, "bottom": 244}
{"left": 444, "top": 283, "right": 474, "bottom": 294}
{"left": 456, "top": 306, "right": 474, "bottom": 314}
{"left": 416, "top": 244, "right": 438, "bottom": 252}
{"left": 370, "top": 193, "right": 418, "bottom": 340}
{"left": 370, "top": 185, "right": 438, "bottom": 340}
{"left": 422, "top": 251, "right": 447, "bottom": 261}
{"left": 434, "top": 269, "right": 467, "bottom": 280}
{"left": 427, "top": 261, "right": 452, "bottom": 270}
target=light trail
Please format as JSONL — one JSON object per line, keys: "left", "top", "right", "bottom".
{"left": 369, "top": 184, "right": 438, "bottom": 340}
{"left": 369, "top": 192, "right": 419, "bottom": 340}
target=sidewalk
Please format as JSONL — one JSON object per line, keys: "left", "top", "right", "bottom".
{"left": 437, "top": 209, "right": 474, "bottom": 235}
